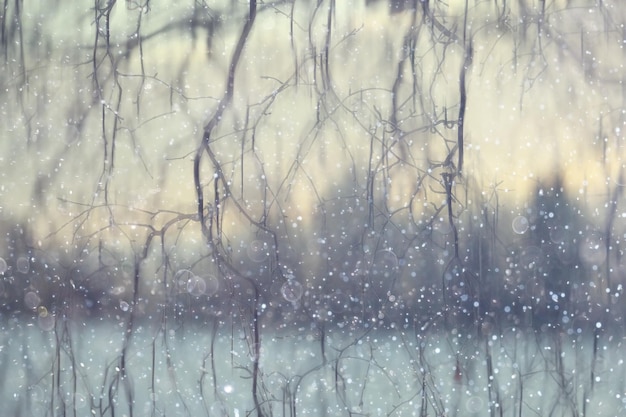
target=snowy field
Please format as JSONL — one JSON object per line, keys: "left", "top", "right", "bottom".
{"left": 2, "top": 317, "right": 625, "bottom": 417}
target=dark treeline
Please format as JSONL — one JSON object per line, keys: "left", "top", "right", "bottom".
{"left": 0, "top": 173, "right": 622, "bottom": 336}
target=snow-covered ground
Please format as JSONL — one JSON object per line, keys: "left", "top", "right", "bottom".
{"left": 2, "top": 317, "right": 624, "bottom": 416}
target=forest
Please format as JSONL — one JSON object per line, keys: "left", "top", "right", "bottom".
{"left": 0, "top": 0, "right": 623, "bottom": 331}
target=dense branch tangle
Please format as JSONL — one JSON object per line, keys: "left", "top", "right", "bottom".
{"left": 191, "top": 0, "right": 475, "bottom": 321}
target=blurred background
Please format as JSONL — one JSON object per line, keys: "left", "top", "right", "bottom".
{"left": 0, "top": 0, "right": 625, "bottom": 332}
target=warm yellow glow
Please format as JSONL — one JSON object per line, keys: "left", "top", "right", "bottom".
{"left": 0, "top": 0, "right": 623, "bottom": 260}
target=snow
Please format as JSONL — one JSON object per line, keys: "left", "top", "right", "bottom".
{"left": 1, "top": 0, "right": 626, "bottom": 415}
